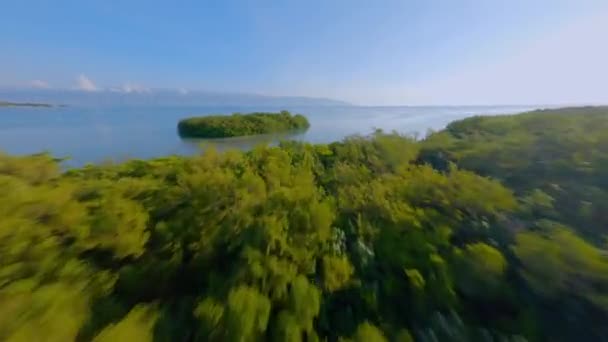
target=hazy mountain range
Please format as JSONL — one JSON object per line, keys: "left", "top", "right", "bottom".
{"left": 0, "top": 88, "right": 351, "bottom": 107}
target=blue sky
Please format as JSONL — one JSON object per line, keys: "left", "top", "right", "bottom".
{"left": 1, "top": 0, "right": 607, "bottom": 105}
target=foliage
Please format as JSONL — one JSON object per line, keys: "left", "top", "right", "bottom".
{"left": 349, "top": 322, "right": 387, "bottom": 342}
{"left": 513, "top": 227, "right": 608, "bottom": 308}
{"left": 454, "top": 243, "right": 507, "bottom": 299}
{"left": 92, "top": 305, "right": 159, "bottom": 342}
{"left": 177, "top": 110, "right": 310, "bottom": 138}
{"left": 422, "top": 106, "right": 608, "bottom": 240}
{"left": 1, "top": 107, "right": 608, "bottom": 341}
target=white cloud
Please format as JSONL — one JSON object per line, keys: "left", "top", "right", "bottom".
{"left": 76, "top": 74, "right": 98, "bottom": 92}
{"left": 30, "top": 80, "right": 50, "bottom": 89}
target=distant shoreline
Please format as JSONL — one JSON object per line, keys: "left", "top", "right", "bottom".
{"left": 0, "top": 101, "right": 54, "bottom": 108}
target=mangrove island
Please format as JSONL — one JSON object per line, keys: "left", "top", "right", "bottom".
{"left": 177, "top": 110, "right": 310, "bottom": 138}
{"left": 0, "top": 101, "right": 53, "bottom": 108}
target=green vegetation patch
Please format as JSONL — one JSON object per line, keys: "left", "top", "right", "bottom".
{"left": 177, "top": 110, "right": 310, "bottom": 138}
{"left": 421, "top": 106, "right": 608, "bottom": 240}
{"left": 2, "top": 107, "right": 608, "bottom": 341}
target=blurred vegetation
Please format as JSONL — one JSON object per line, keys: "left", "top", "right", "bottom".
{"left": 177, "top": 110, "right": 310, "bottom": 138}
{"left": 422, "top": 106, "right": 608, "bottom": 240}
{"left": 1, "top": 107, "right": 608, "bottom": 341}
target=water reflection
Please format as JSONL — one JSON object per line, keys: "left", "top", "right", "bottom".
{"left": 0, "top": 105, "right": 541, "bottom": 166}
{"left": 179, "top": 129, "right": 308, "bottom": 152}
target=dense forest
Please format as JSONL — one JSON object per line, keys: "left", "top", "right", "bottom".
{"left": 1, "top": 107, "right": 607, "bottom": 341}
{"left": 177, "top": 111, "right": 310, "bottom": 138}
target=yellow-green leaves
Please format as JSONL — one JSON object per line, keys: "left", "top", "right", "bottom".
{"left": 224, "top": 286, "right": 271, "bottom": 342}
{"left": 0, "top": 282, "right": 91, "bottom": 342}
{"left": 195, "top": 287, "right": 272, "bottom": 342}
{"left": 454, "top": 243, "right": 507, "bottom": 299}
{"left": 194, "top": 297, "right": 225, "bottom": 339}
{"left": 0, "top": 154, "right": 115, "bottom": 342}
{"left": 513, "top": 227, "right": 608, "bottom": 309}
{"left": 289, "top": 276, "right": 321, "bottom": 331}
{"left": 93, "top": 305, "right": 159, "bottom": 342}
{"left": 351, "top": 322, "right": 387, "bottom": 342}
{"left": 322, "top": 255, "right": 354, "bottom": 292}
{"left": 0, "top": 152, "right": 60, "bottom": 184}
{"left": 273, "top": 311, "right": 302, "bottom": 342}
{"left": 404, "top": 268, "right": 425, "bottom": 290}
{"left": 86, "top": 193, "right": 149, "bottom": 258}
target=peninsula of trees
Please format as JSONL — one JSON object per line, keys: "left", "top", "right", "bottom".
{"left": 177, "top": 110, "right": 310, "bottom": 138}
{"left": 1, "top": 107, "right": 608, "bottom": 341}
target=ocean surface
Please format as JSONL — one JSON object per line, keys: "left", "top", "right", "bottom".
{"left": 0, "top": 105, "right": 539, "bottom": 167}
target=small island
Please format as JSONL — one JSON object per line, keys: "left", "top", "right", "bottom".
{"left": 177, "top": 110, "right": 310, "bottom": 138}
{"left": 0, "top": 101, "right": 53, "bottom": 108}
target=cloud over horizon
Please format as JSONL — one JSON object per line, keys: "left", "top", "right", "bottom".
{"left": 76, "top": 74, "right": 98, "bottom": 92}
{"left": 2, "top": 1, "right": 608, "bottom": 105}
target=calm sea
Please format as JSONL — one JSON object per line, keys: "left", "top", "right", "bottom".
{"left": 0, "top": 105, "right": 538, "bottom": 167}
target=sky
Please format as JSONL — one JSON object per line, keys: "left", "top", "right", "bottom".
{"left": 1, "top": 0, "right": 607, "bottom": 105}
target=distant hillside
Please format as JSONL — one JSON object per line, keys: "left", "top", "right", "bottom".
{"left": 0, "top": 88, "right": 351, "bottom": 107}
